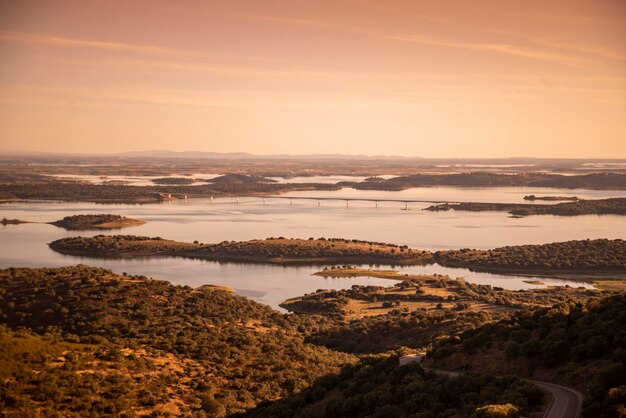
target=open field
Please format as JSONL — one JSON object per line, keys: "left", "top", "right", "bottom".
{"left": 282, "top": 270, "right": 614, "bottom": 318}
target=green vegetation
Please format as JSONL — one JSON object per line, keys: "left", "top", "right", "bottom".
{"left": 151, "top": 177, "right": 196, "bottom": 184}
{"left": 285, "top": 274, "right": 608, "bottom": 314}
{"left": 341, "top": 172, "right": 626, "bottom": 190}
{"left": 425, "top": 198, "right": 626, "bottom": 216}
{"left": 50, "top": 236, "right": 626, "bottom": 273}
{"left": 1, "top": 164, "right": 625, "bottom": 203}
{"left": 523, "top": 195, "right": 578, "bottom": 201}
{"left": 306, "top": 308, "right": 498, "bottom": 354}
{"left": 435, "top": 239, "right": 626, "bottom": 272}
{"left": 49, "top": 236, "right": 434, "bottom": 265}
{"left": 241, "top": 356, "right": 544, "bottom": 418}
{"left": 282, "top": 274, "right": 611, "bottom": 354}
{"left": 428, "top": 295, "right": 626, "bottom": 418}
{"left": 1, "top": 218, "right": 28, "bottom": 225}
{"left": 0, "top": 266, "right": 354, "bottom": 416}
{"left": 0, "top": 265, "right": 622, "bottom": 416}
{"left": 49, "top": 214, "right": 146, "bottom": 230}
{"left": 0, "top": 173, "right": 339, "bottom": 203}
{"left": 0, "top": 326, "right": 197, "bottom": 417}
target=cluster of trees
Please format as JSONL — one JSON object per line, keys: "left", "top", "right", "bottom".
{"left": 49, "top": 214, "right": 144, "bottom": 230}
{"left": 151, "top": 177, "right": 197, "bottom": 184}
{"left": 49, "top": 235, "right": 176, "bottom": 257}
{"left": 430, "top": 295, "right": 626, "bottom": 418}
{"left": 0, "top": 174, "right": 340, "bottom": 203}
{"left": 50, "top": 235, "right": 433, "bottom": 264}
{"left": 280, "top": 276, "right": 611, "bottom": 354}
{"left": 339, "top": 172, "right": 626, "bottom": 190}
{"left": 0, "top": 182, "right": 163, "bottom": 203}
{"left": 51, "top": 235, "right": 626, "bottom": 273}
{"left": 200, "top": 238, "right": 430, "bottom": 262}
{"left": 523, "top": 195, "right": 578, "bottom": 201}
{"left": 447, "top": 278, "right": 603, "bottom": 308}
{"left": 242, "top": 356, "right": 544, "bottom": 417}
{"left": 0, "top": 326, "right": 186, "bottom": 416}
{"left": 0, "top": 266, "right": 354, "bottom": 416}
{"left": 1, "top": 218, "right": 25, "bottom": 225}
{"left": 435, "top": 239, "right": 626, "bottom": 271}
{"left": 307, "top": 308, "right": 498, "bottom": 354}
{"left": 284, "top": 276, "right": 605, "bottom": 318}
{"left": 425, "top": 198, "right": 626, "bottom": 216}
{"left": 509, "top": 198, "right": 626, "bottom": 216}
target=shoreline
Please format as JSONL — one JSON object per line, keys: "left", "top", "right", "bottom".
{"left": 48, "top": 236, "right": 626, "bottom": 279}
{"left": 49, "top": 236, "right": 434, "bottom": 266}
{"left": 313, "top": 267, "right": 626, "bottom": 291}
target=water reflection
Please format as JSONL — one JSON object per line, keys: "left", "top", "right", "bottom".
{"left": 1, "top": 186, "right": 623, "bottom": 309}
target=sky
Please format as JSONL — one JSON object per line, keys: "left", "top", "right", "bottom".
{"left": 0, "top": 0, "right": 625, "bottom": 158}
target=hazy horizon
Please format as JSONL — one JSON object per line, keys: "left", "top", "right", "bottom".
{"left": 4, "top": 148, "right": 626, "bottom": 161}
{"left": 1, "top": 0, "right": 625, "bottom": 158}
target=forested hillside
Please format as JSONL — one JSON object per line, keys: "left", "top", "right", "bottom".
{"left": 429, "top": 295, "right": 626, "bottom": 418}
{"left": 0, "top": 266, "right": 354, "bottom": 416}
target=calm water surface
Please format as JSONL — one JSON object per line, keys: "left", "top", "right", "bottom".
{"left": 2, "top": 186, "right": 623, "bottom": 309}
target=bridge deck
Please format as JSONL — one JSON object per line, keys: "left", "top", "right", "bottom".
{"left": 262, "top": 196, "right": 458, "bottom": 204}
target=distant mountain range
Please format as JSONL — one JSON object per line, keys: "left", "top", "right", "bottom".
{"left": 1, "top": 149, "right": 625, "bottom": 164}
{"left": 115, "top": 150, "right": 418, "bottom": 160}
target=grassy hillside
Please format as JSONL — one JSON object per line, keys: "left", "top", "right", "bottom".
{"left": 0, "top": 266, "right": 354, "bottom": 416}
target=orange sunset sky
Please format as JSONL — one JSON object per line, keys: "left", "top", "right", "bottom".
{"left": 0, "top": 0, "right": 625, "bottom": 157}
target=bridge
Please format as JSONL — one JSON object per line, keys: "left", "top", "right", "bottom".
{"left": 261, "top": 195, "right": 462, "bottom": 208}
{"left": 201, "top": 195, "right": 462, "bottom": 209}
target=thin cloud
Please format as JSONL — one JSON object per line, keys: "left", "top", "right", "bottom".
{"left": 386, "top": 34, "right": 583, "bottom": 67}
{"left": 0, "top": 30, "right": 185, "bottom": 55}
{"left": 542, "top": 41, "right": 626, "bottom": 62}
{"left": 346, "top": 0, "right": 450, "bottom": 23}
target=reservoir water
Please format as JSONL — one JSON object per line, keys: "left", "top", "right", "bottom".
{"left": 1, "top": 186, "right": 624, "bottom": 309}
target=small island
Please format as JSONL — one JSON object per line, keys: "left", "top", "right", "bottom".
{"left": 523, "top": 194, "right": 578, "bottom": 201}
{"left": 49, "top": 214, "right": 146, "bottom": 230}
{"left": 151, "top": 177, "right": 196, "bottom": 185}
{"left": 1, "top": 218, "right": 29, "bottom": 225}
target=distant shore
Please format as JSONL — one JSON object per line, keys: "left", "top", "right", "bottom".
{"left": 424, "top": 198, "right": 626, "bottom": 216}
{"left": 1, "top": 170, "right": 624, "bottom": 204}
